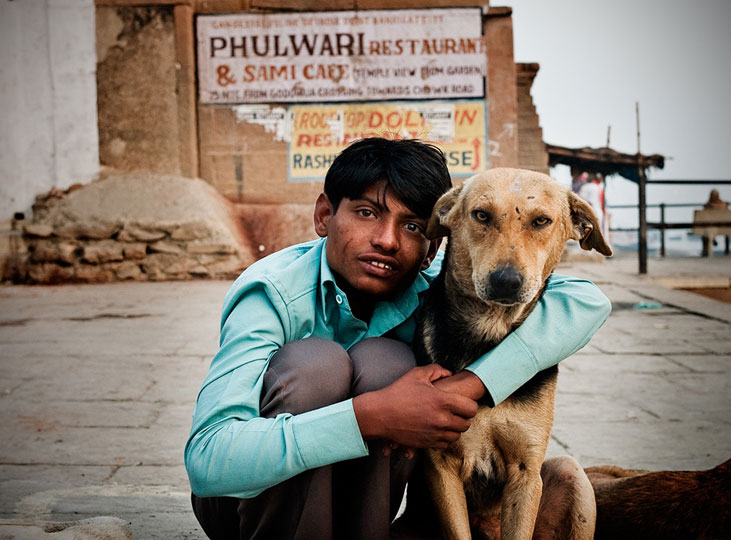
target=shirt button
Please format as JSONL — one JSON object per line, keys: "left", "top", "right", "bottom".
{"left": 335, "top": 294, "right": 343, "bottom": 304}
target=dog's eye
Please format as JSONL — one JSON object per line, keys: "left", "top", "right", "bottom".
{"left": 472, "top": 210, "right": 491, "bottom": 224}
{"left": 533, "top": 216, "right": 552, "bottom": 227}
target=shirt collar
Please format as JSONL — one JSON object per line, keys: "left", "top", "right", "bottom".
{"left": 317, "top": 238, "right": 432, "bottom": 324}
{"left": 318, "top": 239, "right": 337, "bottom": 319}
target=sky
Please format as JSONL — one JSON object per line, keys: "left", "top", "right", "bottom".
{"left": 505, "top": 0, "right": 731, "bottom": 216}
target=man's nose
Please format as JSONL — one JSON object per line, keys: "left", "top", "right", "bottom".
{"left": 372, "top": 221, "right": 400, "bottom": 251}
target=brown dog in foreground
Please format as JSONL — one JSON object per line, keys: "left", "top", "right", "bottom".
{"left": 401, "top": 168, "right": 612, "bottom": 540}
{"left": 587, "top": 459, "right": 731, "bottom": 540}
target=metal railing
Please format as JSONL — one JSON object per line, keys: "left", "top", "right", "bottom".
{"left": 630, "top": 179, "right": 731, "bottom": 272}
{"left": 607, "top": 202, "right": 714, "bottom": 257}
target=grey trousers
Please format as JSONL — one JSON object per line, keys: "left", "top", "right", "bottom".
{"left": 191, "top": 337, "right": 417, "bottom": 540}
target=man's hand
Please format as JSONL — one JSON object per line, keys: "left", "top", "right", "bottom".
{"left": 433, "top": 370, "right": 487, "bottom": 401}
{"left": 352, "top": 365, "right": 478, "bottom": 450}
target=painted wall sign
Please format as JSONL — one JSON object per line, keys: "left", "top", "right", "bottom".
{"left": 197, "top": 9, "right": 486, "bottom": 104}
{"left": 281, "top": 101, "right": 487, "bottom": 181}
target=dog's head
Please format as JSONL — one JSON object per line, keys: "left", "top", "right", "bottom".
{"left": 427, "top": 168, "right": 612, "bottom": 306}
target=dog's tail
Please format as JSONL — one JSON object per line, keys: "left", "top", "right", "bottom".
{"left": 587, "top": 459, "right": 731, "bottom": 540}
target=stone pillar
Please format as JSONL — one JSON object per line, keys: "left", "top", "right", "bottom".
{"left": 484, "top": 6, "right": 519, "bottom": 169}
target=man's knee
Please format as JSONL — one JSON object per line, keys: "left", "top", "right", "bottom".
{"left": 349, "top": 338, "right": 416, "bottom": 395}
{"left": 261, "top": 338, "right": 353, "bottom": 416}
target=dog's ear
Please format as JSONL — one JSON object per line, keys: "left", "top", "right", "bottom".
{"left": 427, "top": 184, "right": 463, "bottom": 239}
{"left": 568, "top": 191, "right": 613, "bottom": 256}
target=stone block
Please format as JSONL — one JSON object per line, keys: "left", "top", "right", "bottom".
{"left": 118, "top": 225, "right": 166, "bottom": 243}
{"left": 116, "top": 261, "right": 144, "bottom": 280}
{"left": 23, "top": 223, "right": 53, "bottom": 237}
{"left": 204, "top": 255, "right": 244, "bottom": 277}
{"left": 188, "top": 265, "right": 210, "bottom": 277}
{"left": 122, "top": 242, "right": 147, "bottom": 259}
{"left": 56, "top": 221, "right": 120, "bottom": 240}
{"left": 82, "top": 241, "right": 124, "bottom": 264}
{"left": 186, "top": 242, "right": 236, "bottom": 255}
{"left": 141, "top": 253, "right": 185, "bottom": 280}
{"left": 30, "top": 240, "right": 61, "bottom": 263}
{"left": 168, "top": 222, "right": 208, "bottom": 240}
{"left": 25, "top": 263, "right": 75, "bottom": 284}
{"left": 56, "top": 242, "right": 77, "bottom": 264}
{"left": 164, "top": 259, "right": 192, "bottom": 278}
{"left": 74, "top": 263, "right": 116, "bottom": 282}
{"left": 148, "top": 241, "right": 184, "bottom": 255}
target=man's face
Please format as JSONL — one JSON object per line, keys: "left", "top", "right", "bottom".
{"left": 314, "top": 181, "right": 439, "bottom": 303}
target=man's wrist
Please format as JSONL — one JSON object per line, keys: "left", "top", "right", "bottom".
{"left": 456, "top": 370, "right": 487, "bottom": 400}
{"left": 433, "top": 370, "right": 487, "bottom": 401}
{"left": 352, "top": 391, "right": 383, "bottom": 440}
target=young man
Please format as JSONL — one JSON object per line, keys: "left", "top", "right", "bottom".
{"left": 185, "top": 138, "right": 611, "bottom": 540}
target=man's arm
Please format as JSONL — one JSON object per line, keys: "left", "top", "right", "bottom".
{"left": 185, "top": 278, "right": 480, "bottom": 499}
{"left": 443, "top": 275, "right": 611, "bottom": 405}
{"left": 184, "top": 279, "right": 370, "bottom": 499}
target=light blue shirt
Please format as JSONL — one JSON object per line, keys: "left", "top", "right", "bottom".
{"left": 185, "top": 238, "right": 610, "bottom": 498}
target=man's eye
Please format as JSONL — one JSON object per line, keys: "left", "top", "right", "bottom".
{"left": 533, "top": 216, "right": 552, "bottom": 227}
{"left": 472, "top": 210, "right": 491, "bottom": 224}
{"left": 405, "top": 223, "right": 423, "bottom": 233}
{"left": 358, "top": 209, "right": 373, "bottom": 218}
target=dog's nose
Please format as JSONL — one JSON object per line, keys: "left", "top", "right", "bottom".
{"left": 488, "top": 266, "right": 524, "bottom": 300}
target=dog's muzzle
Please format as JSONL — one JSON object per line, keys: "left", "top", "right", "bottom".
{"left": 484, "top": 265, "right": 524, "bottom": 304}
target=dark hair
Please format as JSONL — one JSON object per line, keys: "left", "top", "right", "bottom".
{"left": 324, "top": 138, "right": 452, "bottom": 219}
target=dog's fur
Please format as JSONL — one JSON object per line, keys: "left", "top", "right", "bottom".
{"left": 409, "top": 168, "right": 611, "bottom": 540}
{"left": 587, "top": 459, "right": 731, "bottom": 540}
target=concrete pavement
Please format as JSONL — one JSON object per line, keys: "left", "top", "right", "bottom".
{"left": 0, "top": 252, "right": 729, "bottom": 538}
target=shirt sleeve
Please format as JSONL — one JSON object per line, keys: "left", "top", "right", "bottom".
{"left": 465, "top": 274, "right": 611, "bottom": 406}
{"left": 184, "top": 277, "right": 368, "bottom": 499}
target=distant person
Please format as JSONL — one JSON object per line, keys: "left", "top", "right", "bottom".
{"left": 572, "top": 171, "right": 589, "bottom": 194}
{"left": 704, "top": 189, "right": 728, "bottom": 210}
{"left": 578, "top": 173, "right": 608, "bottom": 244}
{"left": 702, "top": 189, "right": 729, "bottom": 255}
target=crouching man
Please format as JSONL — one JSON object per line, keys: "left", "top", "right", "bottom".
{"left": 185, "top": 138, "right": 611, "bottom": 540}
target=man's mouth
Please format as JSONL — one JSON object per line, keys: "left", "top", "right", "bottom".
{"left": 359, "top": 255, "right": 399, "bottom": 277}
{"left": 367, "top": 260, "right": 393, "bottom": 271}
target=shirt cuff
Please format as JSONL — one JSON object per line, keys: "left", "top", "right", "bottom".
{"left": 291, "top": 399, "right": 369, "bottom": 469}
{"left": 465, "top": 333, "right": 538, "bottom": 406}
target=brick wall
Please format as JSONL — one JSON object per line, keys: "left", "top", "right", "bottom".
{"left": 95, "top": 1, "right": 527, "bottom": 256}
{"left": 516, "top": 62, "right": 549, "bottom": 175}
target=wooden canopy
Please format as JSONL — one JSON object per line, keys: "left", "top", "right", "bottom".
{"left": 546, "top": 144, "right": 665, "bottom": 183}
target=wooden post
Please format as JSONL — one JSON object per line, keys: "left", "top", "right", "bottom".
{"left": 174, "top": 5, "right": 199, "bottom": 178}
{"left": 636, "top": 102, "right": 647, "bottom": 274}
{"left": 659, "top": 203, "right": 666, "bottom": 257}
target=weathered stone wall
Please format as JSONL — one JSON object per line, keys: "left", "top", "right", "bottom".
{"left": 85, "top": 1, "right": 533, "bottom": 277}
{"left": 96, "top": 7, "right": 181, "bottom": 175}
{"left": 517, "top": 63, "right": 549, "bottom": 175}
{"left": 14, "top": 175, "right": 255, "bottom": 284}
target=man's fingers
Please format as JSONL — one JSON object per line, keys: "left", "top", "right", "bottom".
{"left": 410, "top": 364, "right": 451, "bottom": 382}
{"left": 445, "top": 414, "right": 472, "bottom": 433}
{"left": 444, "top": 392, "right": 479, "bottom": 419}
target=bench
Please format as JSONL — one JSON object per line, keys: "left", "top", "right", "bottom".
{"left": 691, "top": 209, "right": 731, "bottom": 256}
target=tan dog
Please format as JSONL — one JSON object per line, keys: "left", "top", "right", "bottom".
{"left": 410, "top": 168, "right": 611, "bottom": 540}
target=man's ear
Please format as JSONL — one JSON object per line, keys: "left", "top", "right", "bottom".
{"left": 426, "top": 185, "right": 463, "bottom": 239}
{"left": 421, "top": 238, "right": 442, "bottom": 269}
{"left": 568, "top": 191, "right": 613, "bottom": 256}
{"left": 314, "top": 192, "right": 334, "bottom": 238}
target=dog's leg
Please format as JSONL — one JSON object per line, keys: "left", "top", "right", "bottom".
{"left": 500, "top": 462, "right": 543, "bottom": 540}
{"left": 425, "top": 452, "right": 472, "bottom": 540}
{"left": 532, "top": 456, "right": 596, "bottom": 540}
